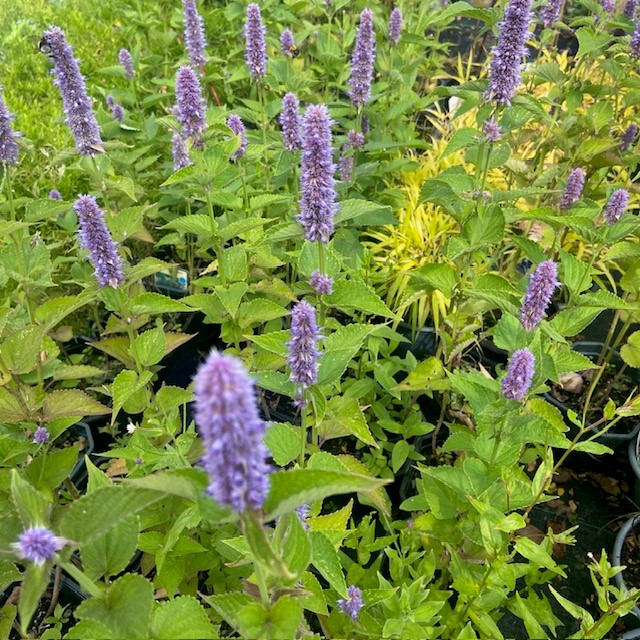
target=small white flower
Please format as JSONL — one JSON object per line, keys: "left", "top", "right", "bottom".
{"left": 126, "top": 423, "right": 136, "bottom": 434}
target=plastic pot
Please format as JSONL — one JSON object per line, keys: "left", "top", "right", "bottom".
{"left": 67, "top": 421, "right": 94, "bottom": 489}
{"left": 394, "top": 322, "right": 438, "bottom": 360}
{"left": 543, "top": 342, "right": 640, "bottom": 449}
{"left": 628, "top": 434, "right": 640, "bottom": 508}
{"left": 612, "top": 515, "right": 640, "bottom": 622}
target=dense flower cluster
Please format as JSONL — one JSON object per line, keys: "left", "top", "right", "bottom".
{"left": 520, "top": 260, "right": 559, "bottom": 330}
{"left": 625, "top": 0, "right": 638, "bottom": 17}
{"left": 349, "top": 9, "right": 376, "bottom": 107}
{"left": 485, "top": 0, "right": 532, "bottom": 104}
{"left": 389, "top": 7, "right": 403, "bottom": 45}
{"left": 337, "top": 586, "right": 364, "bottom": 621}
{"left": 43, "top": 26, "right": 103, "bottom": 155}
{"left": 0, "top": 89, "right": 20, "bottom": 165}
{"left": 279, "top": 93, "right": 303, "bottom": 152}
{"left": 310, "top": 271, "right": 333, "bottom": 295}
{"left": 632, "top": 21, "right": 640, "bottom": 57}
{"left": 12, "top": 527, "right": 67, "bottom": 565}
{"left": 106, "top": 95, "right": 124, "bottom": 122}
{"left": 171, "top": 131, "right": 191, "bottom": 171}
{"left": 73, "top": 195, "right": 124, "bottom": 288}
{"left": 183, "top": 0, "right": 208, "bottom": 68}
{"left": 559, "top": 168, "right": 585, "bottom": 210}
{"left": 620, "top": 123, "right": 638, "bottom": 152}
{"left": 33, "top": 427, "right": 50, "bottom": 444}
{"left": 287, "top": 300, "right": 321, "bottom": 390}
{"left": 483, "top": 117, "right": 502, "bottom": 142}
{"left": 118, "top": 49, "right": 135, "bottom": 78}
{"left": 541, "top": 0, "right": 563, "bottom": 27}
{"left": 245, "top": 3, "right": 267, "bottom": 79}
{"left": 227, "top": 114, "right": 247, "bottom": 161}
{"left": 501, "top": 349, "right": 535, "bottom": 401}
{"left": 298, "top": 105, "right": 338, "bottom": 242}
{"left": 175, "top": 66, "right": 207, "bottom": 146}
{"left": 601, "top": 0, "right": 615, "bottom": 12}
{"left": 280, "top": 28, "right": 295, "bottom": 57}
{"left": 347, "top": 130, "right": 365, "bottom": 148}
{"left": 339, "top": 148, "right": 354, "bottom": 182}
{"left": 49, "top": 189, "right": 62, "bottom": 200}
{"left": 603, "top": 189, "right": 629, "bottom": 224}
{"left": 194, "top": 351, "right": 271, "bottom": 513}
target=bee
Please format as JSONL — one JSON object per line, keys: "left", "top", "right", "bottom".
{"left": 37, "top": 35, "right": 53, "bottom": 57}
{"left": 288, "top": 44, "right": 300, "bottom": 58}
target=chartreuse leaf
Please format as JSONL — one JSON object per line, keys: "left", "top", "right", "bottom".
{"left": 0, "top": 604, "right": 16, "bottom": 639}
{"left": 394, "top": 357, "right": 447, "bottom": 392}
{"left": 130, "top": 292, "right": 192, "bottom": 314}
{"left": 238, "top": 597, "right": 302, "bottom": 640}
{"left": 621, "top": 331, "right": 640, "bottom": 368}
{"left": 19, "top": 562, "right": 49, "bottom": 636}
{"left": 311, "top": 531, "right": 347, "bottom": 598}
{"left": 327, "top": 280, "right": 397, "bottom": 319}
{"left": 318, "top": 396, "right": 377, "bottom": 447}
{"left": 76, "top": 574, "right": 154, "bottom": 639}
{"left": 317, "top": 324, "right": 374, "bottom": 386}
{"left": 264, "top": 469, "right": 388, "bottom": 519}
{"left": 130, "top": 326, "right": 166, "bottom": 367}
{"left": 242, "top": 511, "right": 293, "bottom": 580}
{"left": 151, "top": 596, "right": 217, "bottom": 639}
{"left": 0, "top": 326, "right": 44, "bottom": 375}
{"left": 43, "top": 390, "right": 110, "bottom": 422}
{"left": 308, "top": 499, "right": 352, "bottom": 531}
{"left": 265, "top": 422, "right": 300, "bottom": 467}
{"left": 82, "top": 516, "right": 140, "bottom": 581}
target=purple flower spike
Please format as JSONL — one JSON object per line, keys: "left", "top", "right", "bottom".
{"left": 172, "top": 131, "right": 191, "bottom": 171}
{"left": 183, "top": 0, "right": 208, "bottom": 68}
{"left": 49, "top": 189, "right": 62, "bottom": 200}
{"left": 287, "top": 300, "right": 321, "bottom": 390}
{"left": 194, "top": 351, "right": 271, "bottom": 513}
{"left": 310, "top": 270, "right": 333, "bottom": 295}
{"left": 281, "top": 28, "right": 296, "bottom": 57}
{"left": 603, "top": 189, "right": 629, "bottom": 225}
{"left": 107, "top": 96, "right": 124, "bottom": 122}
{"left": 295, "top": 504, "right": 310, "bottom": 530}
{"left": 349, "top": 9, "right": 376, "bottom": 108}
{"left": 245, "top": 3, "right": 267, "bottom": 79}
{"left": 483, "top": 117, "right": 503, "bottom": 142}
{"left": 337, "top": 586, "right": 364, "bottom": 621}
{"left": 625, "top": 0, "right": 638, "bottom": 16}
{"left": 33, "top": 427, "right": 50, "bottom": 444}
{"left": 0, "top": 89, "right": 20, "bottom": 165}
{"left": 501, "top": 349, "right": 535, "bottom": 401}
{"left": 227, "top": 114, "right": 247, "bottom": 161}
{"left": 339, "top": 148, "right": 354, "bottom": 182}
{"left": 520, "top": 260, "right": 559, "bottom": 330}
{"left": 43, "top": 27, "right": 103, "bottom": 155}
{"left": 632, "top": 21, "right": 640, "bottom": 56}
{"left": 280, "top": 93, "right": 303, "bottom": 152}
{"left": 620, "top": 123, "right": 638, "bottom": 152}
{"left": 73, "top": 195, "right": 124, "bottom": 288}
{"left": 485, "top": 0, "right": 532, "bottom": 104}
{"left": 389, "top": 7, "right": 403, "bottom": 45}
{"left": 298, "top": 104, "right": 338, "bottom": 243}
{"left": 601, "top": 0, "right": 615, "bottom": 11}
{"left": 12, "top": 527, "right": 67, "bottom": 565}
{"left": 559, "top": 168, "right": 585, "bottom": 210}
{"left": 118, "top": 49, "right": 135, "bottom": 78}
{"left": 175, "top": 66, "right": 207, "bottom": 147}
{"left": 347, "top": 130, "right": 365, "bottom": 148}
{"left": 541, "top": 0, "right": 563, "bottom": 27}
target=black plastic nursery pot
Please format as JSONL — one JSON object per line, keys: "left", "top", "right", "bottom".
{"left": 613, "top": 515, "right": 640, "bottom": 623}
{"left": 543, "top": 342, "right": 640, "bottom": 449}
{"left": 393, "top": 322, "right": 438, "bottom": 360}
{"left": 628, "top": 434, "right": 640, "bottom": 508}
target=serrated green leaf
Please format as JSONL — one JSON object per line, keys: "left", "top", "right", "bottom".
{"left": 151, "top": 596, "right": 217, "bottom": 639}
{"left": 327, "top": 280, "right": 397, "bottom": 319}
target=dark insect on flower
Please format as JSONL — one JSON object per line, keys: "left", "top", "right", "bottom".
{"left": 516, "top": 257, "right": 533, "bottom": 274}
{"left": 501, "top": 349, "right": 535, "bottom": 401}
{"left": 281, "top": 29, "right": 299, "bottom": 57}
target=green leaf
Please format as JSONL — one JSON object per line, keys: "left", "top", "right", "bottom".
{"left": 52, "top": 365, "right": 104, "bottom": 381}
{"left": 43, "top": 390, "right": 110, "bottom": 422}
{"left": 264, "top": 469, "right": 388, "bottom": 519}
{"left": 317, "top": 396, "right": 377, "bottom": 447}
{"left": 442, "top": 128, "right": 479, "bottom": 157}
{"left": 575, "top": 27, "right": 610, "bottom": 58}
{"left": 467, "top": 274, "right": 520, "bottom": 315}
{"left": 284, "top": 513, "right": 311, "bottom": 579}
{"left": 391, "top": 440, "right": 411, "bottom": 474}
{"left": 462, "top": 208, "right": 505, "bottom": 248}
{"left": 334, "top": 199, "right": 397, "bottom": 227}
{"left": 25, "top": 447, "right": 78, "bottom": 492}
{"left": 162, "top": 215, "right": 211, "bottom": 237}
{"left": 311, "top": 531, "right": 347, "bottom": 598}
{"left": 242, "top": 510, "right": 293, "bottom": 579}
{"left": 19, "top": 562, "right": 49, "bottom": 636}
{"left": 151, "top": 596, "right": 218, "bottom": 639}
{"left": 0, "top": 326, "right": 43, "bottom": 375}
{"left": 327, "top": 280, "right": 397, "bottom": 319}
{"left": 238, "top": 299, "right": 288, "bottom": 328}
{"left": 621, "top": 331, "right": 640, "bottom": 368}
{"left": 82, "top": 516, "right": 140, "bottom": 581}
{"left": 394, "top": 357, "right": 447, "bottom": 392}
{"left": 76, "top": 574, "right": 154, "bottom": 640}
{"left": 215, "top": 283, "right": 249, "bottom": 319}
{"left": 265, "top": 423, "right": 300, "bottom": 467}
{"left": 317, "top": 324, "right": 374, "bottom": 386}
{"left": 10, "top": 471, "right": 50, "bottom": 527}
{"left": 111, "top": 370, "right": 153, "bottom": 425}
{"left": 201, "top": 592, "right": 253, "bottom": 629}
{"left": 248, "top": 330, "right": 290, "bottom": 358}
{"left": 410, "top": 263, "right": 458, "bottom": 298}
{"left": 298, "top": 241, "right": 341, "bottom": 278}
{"left": 299, "top": 572, "right": 328, "bottom": 615}
{"left": 131, "top": 327, "right": 166, "bottom": 367}
{"left": 492, "top": 314, "right": 528, "bottom": 353}
{"left": 130, "top": 293, "right": 192, "bottom": 315}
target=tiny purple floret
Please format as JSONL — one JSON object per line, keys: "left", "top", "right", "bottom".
{"left": 49, "top": 189, "right": 62, "bottom": 201}
{"left": 347, "top": 130, "right": 365, "bottom": 148}
{"left": 33, "top": 427, "right": 50, "bottom": 444}
{"left": 483, "top": 117, "right": 503, "bottom": 142}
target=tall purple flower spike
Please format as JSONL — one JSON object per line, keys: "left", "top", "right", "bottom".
{"left": 501, "top": 349, "right": 535, "bottom": 401}
{"left": 287, "top": 300, "right": 321, "bottom": 390}
{"left": 0, "top": 89, "right": 20, "bottom": 165}
{"left": 73, "top": 195, "right": 124, "bottom": 288}
{"left": 183, "top": 0, "right": 208, "bottom": 68}
{"left": 175, "top": 66, "right": 207, "bottom": 147}
{"left": 298, "top": 104, "right": 338, "bottom": 243}
{"left": 485, "top": 0, "right": 532, "bottom": 104}
{"left": 625, "top": 0, "right": 638, "bottom": 17}
{"left": 559, "top": 168, "right": 585, "bottom": 210}
{"left": 118, "top": 49, "right": 135, "bottom": 78}
{"left": 279, "top": 93, "right": 303, "bottom": 152}
{"left": 541, "top": 0, "right": 563, "bottom": 27}
{"left": 245, "top": 3, "right": 267, "bottom": 79}
{"left": 349, "top": 9, "right": 376, "bottom": 108}
{"left": 632, "top": 20, "right": 640, "bottom": 56}
{"left": 603, "top": 189, "right": 629, "bottom": 225}
{"left": 172, "top": 131, "right": 191, "bottom": 171}
{"left": 12, "top": 527, "right": 67, "bottom": 565}
{"left": 43, "top": 26, "right": 103, "bottom": 155}
{"left": 520, "top": 260, "right": 559, "bottom": 330}
{"left": 227, "top": 114, "right": 247, "bottom": 161}
{"left": 194, "top": 350, "right": 271, "bottom": 513}
{"left": 620, "top": 123, "right": 638, "bottom": 152}
{"left": 337, "top": 586, "right": 364, "bottom": 621}
{"left": 281, "top": 28, "right": 295, "bottom": 57}
{"left": 389, "top": 7, "right": 403, "bottom": 45}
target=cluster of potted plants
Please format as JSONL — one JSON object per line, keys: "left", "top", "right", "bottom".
{"left": 0, "top": 0, "right": 639, "bottom": 637}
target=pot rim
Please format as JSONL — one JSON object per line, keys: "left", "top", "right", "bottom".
{"left": 613, "top": 515, "right": 640, "bottom": 621}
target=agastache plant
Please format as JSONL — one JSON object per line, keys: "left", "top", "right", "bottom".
{"left": 603, "top": 189, "right": 629, "bottom": 224}
{"left": 12, "top": 527, "right": 67, "bottom": 565}
{"left": 43, "top": 26, "right": 103, "bottom": 155}
{"left": 601, "top": 0, "right": 615, "bottom": 12}
{"left": 541, "top": 0, "right": 563, "bottom": 28}
{"left": 298, "top": 104, "right": 338, "bottom": 243}
{"left": 73, "top": 195, "right": 125, "bottom": 288}
{"left": 349, "top": 9, "right": 376, "bottom": 108}
{"left": 49, "top": 189, "right": 62, "bottom": 200}
{"left": 245, "top": 3, "right": 267, "bottom": 79}
{"left": 501, "top": 349, "right": 535, "bottom": 400}
{"left": 33, "top": 427, "right": 50, "bottom": 444}
{"left": 183, "top": 0, "right": 208, "bottom": 68}
{"left": 520, "top": 260, "right": 559, "bottom": 330}
{"left": 280, "top": 28, "right": 296, "bottom": 57}
{"left": 483, "top": 117, "right": 502, "bottom": 142}
{"left": 559, "top": 168, "right": 585, "bottom": 210}
{"left": 310, "top": 271, "right": 333, "bottom": 295}
{"left": 287, "top": 300, "right": 321, "bottom": 392}
{"left": 0, "top": 89, "right": 20, "bottom": 165}
{"left": 175, "top": 66, "right": 207, "bottom": 147}
{"left": 625, "top": 0, "right": 638, "bottom": 17}
{"left": 227, "top": 114, "right": 247, "bottom": 161}
{"left": 389, "top": 7, "right": 403, "bottom": 46}
{"left": 171, "top": 131, "right": 191, "bottom": 171}
{"left": 194, "top": 350, "right": 271, "bottom": 513}
{"left": 118, "top": 48, "right": 135, "bottom": 78}
{"left": 347, "top": 130, "right": 365, "bottom": 148}
{"left": 485, "top": 0, "right": 532, "bottom": 104}
{"left": 279, "top": 93, "right": 303, "bottom": 152}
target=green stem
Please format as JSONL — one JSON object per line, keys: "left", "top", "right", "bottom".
{"left": 257, "top": 83, "right": 270, "bottom": 190}
{"left": 59, "top": 561, "right": 102, "bottom": 598}
{"left": 4, "top": 164, "right": 15, "bottom": 222}
{"left": 299, "top": 393, "right": 308, "bottom": 468}
{"left": 205, "top": 188, "right": 226, "bottom": 286}
{"left": 317, "top": 240, "right": 327, "bottom": 325}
